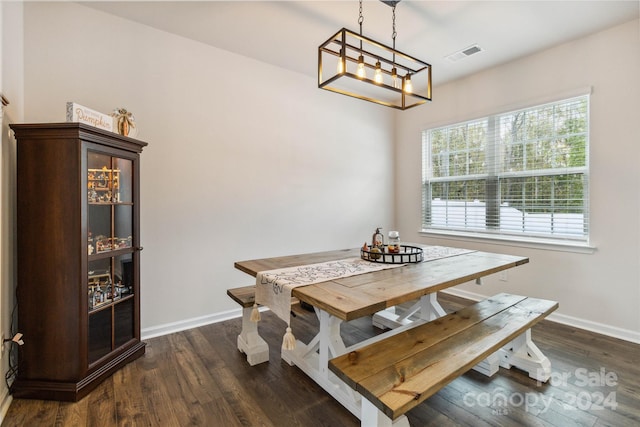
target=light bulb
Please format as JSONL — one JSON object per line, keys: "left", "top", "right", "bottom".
{"left": 374, "top": 61, "right": 383, "bottom": 84}
{"left": 404, "top": 74, "right": 413, "bottom": 93}
{"left": 337, "top": 50, "right": 345, "bottom": 74}
{"left": 391, "top": 67, "right": 400, "bottom": 89}
{"left": 356, "top": 55, "right": 366, "bottom": 79}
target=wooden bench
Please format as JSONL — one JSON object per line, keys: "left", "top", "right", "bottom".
{"left": 226, "top": 285, "right": 269, "bottom": 366}
{"left": 328, "top": 293, "right": 558, "bottom": 427}
{"left": 227, "top": 285, "right": 257, "bottom": 309}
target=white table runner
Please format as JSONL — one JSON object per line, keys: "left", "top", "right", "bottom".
{"left": 255, "top": 256, "right": 403, "bottom": 323}
{"left": 421, "top": 245, "right": 476, "bottom": 262}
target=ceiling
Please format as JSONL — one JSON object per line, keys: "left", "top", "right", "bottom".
{"left": 82, "top": 1, "right": 639, "bottom": 86}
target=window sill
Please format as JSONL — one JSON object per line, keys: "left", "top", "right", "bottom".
{"left": 419, "top": 229, "right": 596, "bottom": 254}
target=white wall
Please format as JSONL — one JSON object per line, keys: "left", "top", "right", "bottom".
{"left": 20, "top": 3, "right": 395, "bottom": 332}
{"left": 395, "top": 19, "right": 640, "bottom": 341}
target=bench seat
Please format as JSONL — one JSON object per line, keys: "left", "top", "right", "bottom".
{"left": 329, "top": 293, "right": 558, "bottom": 423}
{"left": 226, "top": 285, "right": 257, "bottom": 308}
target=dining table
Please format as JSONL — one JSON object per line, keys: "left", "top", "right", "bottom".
{"left": 234, "top": 244, "right": 532, "bottom": 419}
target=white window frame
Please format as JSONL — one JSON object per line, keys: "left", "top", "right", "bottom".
{"left": 421, "top": 94, "right": 591, "bottom": 251}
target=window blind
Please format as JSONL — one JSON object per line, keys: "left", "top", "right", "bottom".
{"left": 422, "top": 95, "right": 589, "bottom": 242}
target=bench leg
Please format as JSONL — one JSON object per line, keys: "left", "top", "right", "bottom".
{"left": 498, "top": 329, "right": 552, "bottom": 382}
{"left": 472, "top": 352, "right": 501, "bottom": 377}
{"left": 237, "top": 306, "right": 269, "bottom": 366}
{"left": 282, "top": 308, "right": 362, "bottom": 417}
{"left": 372, "top": 293, "right": 446, "bottom": 329}
{"left": 361, "top": 399, "right": 410, "bottom": 427}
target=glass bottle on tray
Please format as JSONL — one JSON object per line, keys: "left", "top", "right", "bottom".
{"left": 388, "top": 231, "right": 401, "bottom": 253}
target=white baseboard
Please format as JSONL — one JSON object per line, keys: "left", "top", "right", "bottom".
{"left": 141, "top": 291, "right": 639, "bottom": 346}
{"left": 441, "top": 289, "right": 640, "bottom": 345}
{"left": 141, "top": 306, "right": 269, "bottom": 340}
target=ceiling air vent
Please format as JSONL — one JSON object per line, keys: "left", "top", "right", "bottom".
{"left": 445, "top": 44, "right": 483, "bottom": 62}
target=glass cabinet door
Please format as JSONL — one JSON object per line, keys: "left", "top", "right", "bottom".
{"left": 87, "top": 152, "right": 136, "bottom": 364}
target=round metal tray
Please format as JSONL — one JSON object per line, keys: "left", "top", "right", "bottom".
{"left": 360, "top": 245, "right": 424, "bottom": 264}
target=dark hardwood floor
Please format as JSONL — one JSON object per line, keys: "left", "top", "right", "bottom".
{"left": 2, "top": 293, "right": 639, "bottom": 426}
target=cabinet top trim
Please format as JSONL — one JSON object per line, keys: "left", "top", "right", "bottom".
{"left": 10, "top": 122, "right": 148, "bottom": 152}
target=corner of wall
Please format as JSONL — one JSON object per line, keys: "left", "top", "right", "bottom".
{"left": 0, "top": 0, "right": 24, "bottom": 421}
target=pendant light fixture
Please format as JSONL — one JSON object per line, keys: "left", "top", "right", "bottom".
{"left": 318, "top": 0, "right": 432, "bottom": 110}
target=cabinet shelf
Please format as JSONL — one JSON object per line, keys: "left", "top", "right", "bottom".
{"left": 89, "top": 246, "right": 134, "bottom": 260}
{"left": 88, "top": 201, "right": 133, "bottom": 206}
{"left": 89, "top": 294, "right": 134, "bottom": 314}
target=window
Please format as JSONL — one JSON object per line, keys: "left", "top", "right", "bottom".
{"left": 422, "top": 95, "right": 589, "bottom": 243}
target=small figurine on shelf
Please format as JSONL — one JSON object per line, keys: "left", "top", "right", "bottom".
{"left": 111, "top": 108, "right": 137, "bottom": 137}
{"left": 113, "top": 174, "right": 120, "bottom": 202}
{"left": 88, "top": 232, "right": 94, "bottom": 255}
{"left": 89, "top": 286, "right": 97, "bottom": 309}
{"left": 95, "top": 235, "right": 107, "bottom": 252}
{"left": 97, "top": 167, "right": 108, "bottom": 187}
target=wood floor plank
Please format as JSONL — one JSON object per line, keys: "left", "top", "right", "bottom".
{"left": 139, "top": 367, "right": 182, "bottom": 427}
{"left": 185, "top": 328, "right": 274, "bottom": 427}
{"left": 2, "top": 293, "right": 639, "bottom": 427}
{"left": 157, "top": 334, "right": 216, "bottom": 426}
{"left": 55, "top": 398, "right": 88, "bottom": 427}
{"left": 167, "top": 332, "right": 218, "bottom": 406}
{"left": 2, "top": 398, "right": 58, "bottom": 427}
{"left": 113, "top": 362, "right": 148, "bottom": 426}
{"left": 85, "top": 379, "right": 116, "bottom": 427}
{"left": 423, "top": 390, "right": 498, "bottom": 427}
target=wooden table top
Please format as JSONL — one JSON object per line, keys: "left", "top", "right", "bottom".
{"left": 234, "top": 246, "right": 529, "bottom": 321}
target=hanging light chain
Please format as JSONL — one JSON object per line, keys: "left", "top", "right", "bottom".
{"left": 358, "top": 0, "right": 364, "bottom": 36}
{"left": 390, "top": 2, "right": 399, "bottom": 89}
{"left": 392, "top": 4, "right": 397, "bottom": 50}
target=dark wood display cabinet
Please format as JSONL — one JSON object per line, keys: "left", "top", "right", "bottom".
{"left": 10, "top": 122, "right": 147, "bottom": 401}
